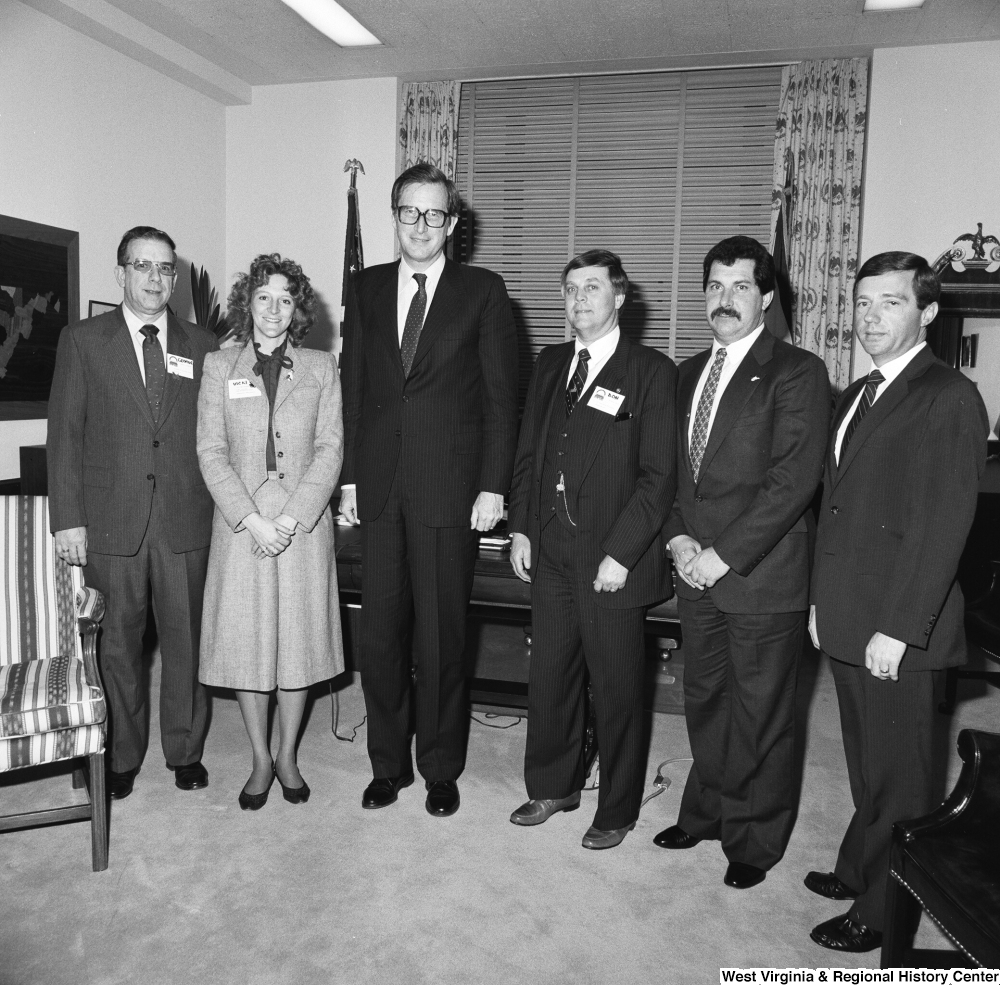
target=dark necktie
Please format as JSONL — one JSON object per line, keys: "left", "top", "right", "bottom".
{"left": 400, "top": 273, "right": 427, "bottom": 376}
{"left": 840, "top": 369, "right": 885, "bottom": 460}
{"left": 565, "top": 348, "right": 591, "bottom": 415}
{"left": 140, "top": 324, "right": 166, "bottom": 422}
{"left": 689, "top": 347, "right": 727, "bottom": 482}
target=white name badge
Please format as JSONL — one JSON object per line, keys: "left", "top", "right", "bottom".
{"left": 166, "top": 354, "right": 194, "bottom": 378}
{"left": 587, "top": 386, "right": 625, "bottom": 415}
{"left": 228, "top": 378, "right": 261, "bottom": 399}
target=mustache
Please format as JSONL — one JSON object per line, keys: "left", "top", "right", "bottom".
{"left": 710, "top": 306, "right": 740, "bottom": 320}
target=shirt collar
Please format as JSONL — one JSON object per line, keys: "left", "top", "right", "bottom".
{"left": 122, "top": 304, "right": 168, "bottom": 337}
{"left": 399, "top": 252, "right": 446, "bottom": 289}
{"left": 711, "top": 323, "right": 765, "bottom": 360}
{"left": 576, "top": 325, "right": 620, "bottom": 361}
{"left": 870, "top": 341, "right": 927, "bottom": 386}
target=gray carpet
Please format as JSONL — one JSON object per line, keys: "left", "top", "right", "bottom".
{"left": 1, "top": 648, "right": 996, "bottom": 985}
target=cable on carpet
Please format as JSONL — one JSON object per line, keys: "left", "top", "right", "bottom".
{"left": 640, "top": 756, "right": 693, "bottom": 808}
{"left": 470, "top": 712, "right": 523, "bottom": 729}
{"left": 331, "top": 688, "right": 366, "bottom": 742}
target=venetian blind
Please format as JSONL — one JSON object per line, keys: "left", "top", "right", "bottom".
{"left": 455, "top": 67, "right": 781, "bottom": 402}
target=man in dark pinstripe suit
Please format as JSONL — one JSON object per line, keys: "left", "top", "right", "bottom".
{"left": 48, "top": 226, "right": 218, "bottom": 800}
{"left": 807, "top": 252, "right": 989, "bottom": 952}
{"left": 340, "top": 164, "right": 519, "bottom": 818}
{"left": 507, "top": 249, "right": 677, "bottom": 850}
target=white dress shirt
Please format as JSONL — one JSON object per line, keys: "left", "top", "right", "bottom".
{"left": 834, "top": 341, "right": 927, "bottom": 464}
{"left": 687, "top": 324, "right": 766, "bottom": 447}
{"left": 396, "top": 253, "right": 446, "bottom": 344}
{"left": 121, "top": 304, "right": 168, "bottom": 386}
{"left": 566, "top": 326, "right": 620, "bottom": 390}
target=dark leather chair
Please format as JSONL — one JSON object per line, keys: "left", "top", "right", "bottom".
{"left": 941, "top": 451, "right": 1000, "bottom": 714}
{"left": 881, "top": 729, "right": 1000, "bottom": 969}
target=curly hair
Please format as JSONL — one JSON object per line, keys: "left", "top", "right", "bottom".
{"left": 227, "top": 253, "right": 317, "bottom": 347}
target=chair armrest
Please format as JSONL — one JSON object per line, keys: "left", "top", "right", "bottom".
{"left": 76, "top": 585, "right": 105, "bottom": 624}
{"left": 76, "top": 585, "right": 105, "bottom": 693}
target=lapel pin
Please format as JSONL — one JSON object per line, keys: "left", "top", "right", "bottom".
{"left": 751, "top": 376, "right": 760, "bottom": 382}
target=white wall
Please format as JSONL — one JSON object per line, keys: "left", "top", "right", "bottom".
{"left": 225, "top": 78, "right": 398, "bottom": 357}
{"left": 858, "top": 39, "right": 1000, "bottom": 422}
{"left": 0, "top": 0, "right": 228, "bottom": 477}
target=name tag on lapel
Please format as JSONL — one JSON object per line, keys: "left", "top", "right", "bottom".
{"left": 586, "top": 386, "right": 625, "bottom": 415}
{"left": 228, "top": 378, "right": 261, "bottom": 399}
{"left": 166, "top": 354, "right": 194, "bottom": 378}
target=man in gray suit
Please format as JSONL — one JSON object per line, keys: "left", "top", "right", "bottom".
{"left": 48, "top": 226, "right": 218, "bottom": 799}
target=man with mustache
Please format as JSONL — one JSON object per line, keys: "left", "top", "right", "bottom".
{"left": 654, "top": 236, "right": 830, "bottom": 888}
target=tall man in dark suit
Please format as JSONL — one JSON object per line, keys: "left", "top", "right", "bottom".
{"left": 806, "top": 252, "right": 988, "bottom": 953}
{"left": 507, "top": 249, "right": 677, "bottom": 850}
{"left": 340, "top": 163, "right": 519, "bottom": 818}
{"left": 656, "top": 236, "right": 831, "bottom": 887}
{"left": 48, "top": 226, "right": 218, "bottom": 799}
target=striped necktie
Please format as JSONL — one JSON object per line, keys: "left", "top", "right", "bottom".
{"left": 565, "top": 348, "right": 591, "bottom": 415}
{"left": 840, "top": 369, "right": 885, "bottom": 460}
{"left": 689, "top": 347, "right": 727, "bottom": 482}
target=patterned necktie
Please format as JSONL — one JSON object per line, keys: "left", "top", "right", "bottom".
{"left": 140, "top": 325, "right": 166, "bottom": 422}
{"left": 400, "top": 273, "right": 427, "bottom": 376}
{"left": 689, "top": 347, "right": 727, "bottom": 482}
{"left": 565, "top": 348, "right": 591, "bottom": 415}
{"left": 840, "top": 369, "right": 885, "bottom": 460}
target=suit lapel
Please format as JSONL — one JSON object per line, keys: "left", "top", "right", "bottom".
{"left": 827, "top": 377, "right": 866, "bottom": 482}
{"left": 234, "top": 341, "right": 265, "bottom": 397}
{"left": 158, "top": 312, "right": 192, "bottom": 430}
{"left": 834, "top": 347, "right": 937, "bottom": 483}
{"left": 697, "top": 330, "right": 774, "bottom": 482}
{"left": 105, "top": 307, "right": 156, "bottom": 428}
{"left": 534, "top": 344, "right": 575, "bottom": 477}
{"left": 678, "top": 350, "right": 710, "bottom": 475}
{"left": 408, "top": 258, "right": 460, "bottom": 375}
{"left": 274, "top": 347, "right": 305, "bottom": 411}
{"left": 574, "top": 335, "right": 630, "bottom": 486}
{"left": 373, "top": 262, "right": 404, "bottom": 376}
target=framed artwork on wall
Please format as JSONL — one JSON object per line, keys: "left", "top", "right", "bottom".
{"left": 0, "top": 214, "right": 80, "bottom": 421}
{"left": 89, "top": 301, "right": 117, "bottom": 317}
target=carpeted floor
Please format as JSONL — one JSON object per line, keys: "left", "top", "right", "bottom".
{"left": 1, "top": 646, "right": 996, "bottom": 985}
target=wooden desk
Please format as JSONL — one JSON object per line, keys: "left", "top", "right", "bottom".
{"left": 334, "top": 523, "right": 684, "bottom": 716}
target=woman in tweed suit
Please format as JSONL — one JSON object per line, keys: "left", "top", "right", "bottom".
{"left": 197, "top": 254, "right": 344, "bottom": 810}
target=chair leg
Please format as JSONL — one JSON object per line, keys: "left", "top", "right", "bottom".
{"left": 881, "top": 870, "right": 919, "bottom": 968}
{"left": 88, "top": 751, "right": 109, "bottom": 872}
{"left": 72, "top": 767, "right": 86, "bottom": 789}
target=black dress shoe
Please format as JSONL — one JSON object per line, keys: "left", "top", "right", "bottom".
{"left": 425, "top": 780, "right": 460, "bottom": 817}
{"left": 653, "top": 824, "right": 702, "bottom": 849}
{"left": 725, "top": 861, "right": 767, "bottom": 889}
{"left": 362, "top": 774, "right": 414, "bottom": 810}
{"left": 810, "top": 913, "right": 883, "bottom": 952}
{"left": 239, "top": 771, "right": 274, "bottom": 811}
{"left": 108, "top": 767, "right": 139, "bottom": 800}
{"left": 804, "top": 870, "right": 859, "bottom": 900}
{"left": 168, "top": 761, "right": 208, "bottom": 791}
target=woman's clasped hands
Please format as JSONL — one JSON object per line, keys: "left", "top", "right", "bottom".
{"left": 245, "top": 513, "right": 299, "bottom": 560}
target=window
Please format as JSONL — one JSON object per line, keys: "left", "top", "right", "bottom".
{"left": 455, "top": 67, "right": 781, "bottom": 400}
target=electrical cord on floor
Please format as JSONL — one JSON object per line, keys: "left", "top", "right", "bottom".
{"left": 641, "top": 756, "right": 693, "bottom": 808}
{"left": 331, "top": 688, "right": 366, "bottom": 742}
{"left": 470, "top": 712, "right": 523, "bottom": 729}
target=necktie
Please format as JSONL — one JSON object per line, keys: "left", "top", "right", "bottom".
{"left": 400, "top": 273, "right": 427, "bottom": 376}
{"left": 840, "top": 369, "right": 885, "bottom": 460}
{"left": 140, "top": 325, "right": 166, "bottom": 422}
{"left": 689, "top": 347, "right": 727, "bottom": 482}
{"left": 565, "top": 348, "right": 591, "bottom": 415}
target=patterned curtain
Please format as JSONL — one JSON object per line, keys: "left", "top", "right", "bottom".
{"left": 772, "top": 58, "right": 868, "bottom": 392}
{"left": 398, "top": 82, "right": 462, "bottom": 180}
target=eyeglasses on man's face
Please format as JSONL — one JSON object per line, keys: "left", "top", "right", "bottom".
{"left": 122, "top": 259, "right": 177, "bottom": 276}
{"left": 394, "top": 206, "right": 452, "bottom": 228}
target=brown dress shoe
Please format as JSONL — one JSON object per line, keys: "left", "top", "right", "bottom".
{"left": 581, "top": 821, "right": 635, "bottom": 850}
{"left": 510, "top": 793, "right": 582, "bottom": 826}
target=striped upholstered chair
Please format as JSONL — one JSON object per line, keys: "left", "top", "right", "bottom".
{"left": 0, "top": 495, "right": 109, "bottom": 871}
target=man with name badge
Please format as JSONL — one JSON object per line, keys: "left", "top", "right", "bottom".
{"left": 507, "top": 249, "right": 677, "bottom": 850}
{"left": 48, "top": 225, "right": 218, "bottom": 800}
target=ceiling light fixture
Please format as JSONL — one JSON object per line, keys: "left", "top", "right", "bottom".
{"left": 863, "top": 0, "right": 925, "bottom": 11}
{"left": 279, "top": 0, "right": 381, "bottom": 46}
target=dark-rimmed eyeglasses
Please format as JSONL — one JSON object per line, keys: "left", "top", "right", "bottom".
{"left": 394, "top": 206, "right": 451, "bottom": 228}
{"left": 122, "top": 259, "right": 177, "bottom": 276}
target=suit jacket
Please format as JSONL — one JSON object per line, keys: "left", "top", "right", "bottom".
{"left": 196, "top": 343, "right": 343, "bottom": 532}
{"left": 340, "top": 258, "right": 519, "bottom": 526}
{"left": 664, "top": 330, "right": 831, "bottom": 613}
{"left": 508, "top": 334, "right": 678, "bottom": 609}
{"left": 812, "top": 346, "right": 988, "bottom": 670}
{"left": 47, "top": 306, "right": 218, "bottom": 555}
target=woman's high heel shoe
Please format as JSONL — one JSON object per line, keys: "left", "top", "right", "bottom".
{"left": 239, "top": 770, "right": 275, "bottom": 811}
{"left": 276, "top": 768, "right": 310, "bottom": 804}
